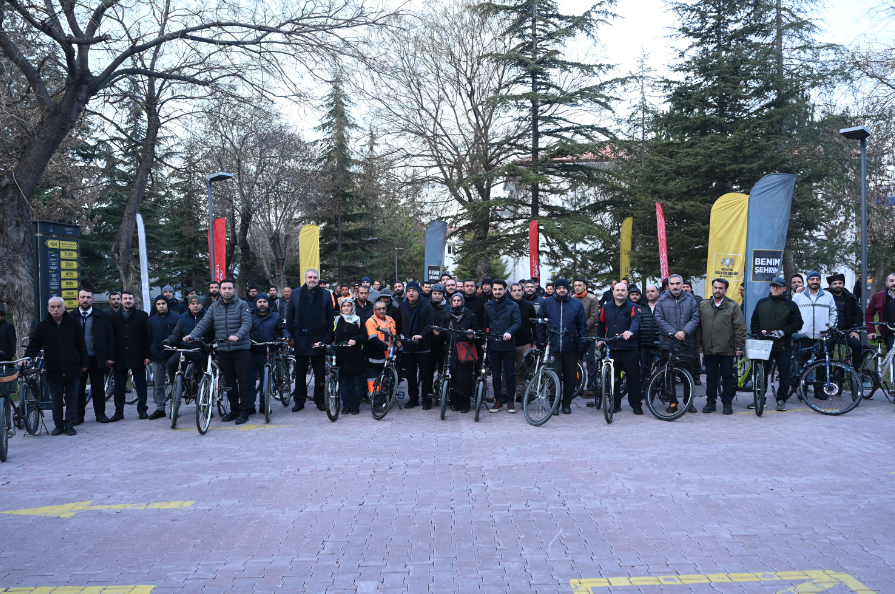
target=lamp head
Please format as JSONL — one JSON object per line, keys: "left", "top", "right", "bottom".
{"left": 839, "top": 126, "right": 871, "bottom": 141}
{"left": 206, "top": 172, "right": 234, "bottom": 183}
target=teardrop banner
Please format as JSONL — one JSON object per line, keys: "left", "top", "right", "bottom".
{"left": 299, "top": 225, "right": 321, "bottom": 285}
{"left": 529, "top": 220, "right": 540, "bottom": 279}
{"left": 656, "top": 203, "right": 669, "bottom": 280}
{"left": 705, "top": 193, "right": 749, "bottom": 303}
{"left": 620, "top": 217, "right": 633, "bottom": 280}
{"left": 424, "top": 221, "right": 448, "bottom": 282}
{"left": 207, "top": 217, "right": 227, "bottom": 282}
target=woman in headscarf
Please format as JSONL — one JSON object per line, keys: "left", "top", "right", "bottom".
{"left": 447, "top": 293, "right": 479, "bottom": 413}
{"left": 323, "top": 299, "right": 367, "bottom": 414}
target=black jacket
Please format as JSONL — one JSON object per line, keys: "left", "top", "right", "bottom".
{"left": 398, "top": 297, "right": 434, "bottom": 352}
{"left": 751, "top": 293, "right": 804, "bottom": 352}
{"left": 148, "top": 311, "right": 181, "bottom": 362}
{"left": 831, "top": 288, "right": 862, "bottom": 330}
{"left": 0, "top": 319, "right": 15, "bottom": 360}
{"left": 327, "top": 317, "right": 367, "bottom": 375}
{"left": 151, "top": 298, "right": 185, "bottom": 317}
{"left": 24, "top": 312, "right": 88, "bottom": 382}
{"left": 354, "top": 299, "right": 375, "bottom": 328}
{"left": 285, "top": 285, "right": 335, "bottom": 357}
{"left": 637, "top": 302, "right": 661, "bottom": 348}
{"left": 510, "top": 297, "right": 536, "bottom": 346}
{"left": 77, "top": 308, "right": 115, "bottom": 363}
{"left": 202, "top": 295, "right": 220, "bottom": 310}
{"left": 483, "top": 296, "right": 521, "bottom": 352}
{"left": 111, "top": 309, "right": 152, "bottom": 369}
{"left": 463, "top": 293, "right": 486, "bottom": 327}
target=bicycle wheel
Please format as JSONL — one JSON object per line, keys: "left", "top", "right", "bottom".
{"left": 171, "top": 375, "right": 183, "bottom": 429}
{"left": 573, "top": 361, "right": 585, "bottom": 399}
{"left": 276, "top": 358, "right": 291, "bottom": 405}
{"left": 602, "top": 364, "right": 613, "bottom": 424}
{"left": 0, "top": 396, "right": 9, "bottom": 462}
{"left": 104, "top": 372, "right": 114, "bottom": 401}
{"left": 21, "top": 381, "right": 40, "bottom": 436}
{"left": 371, "top": 367, "right": 398, "bottom": 420}
{"left": 522, "top": 368, "right": 560, "bottom": 426}
{"left": 753, "top": 361, "right": 765, "bottom": 417}
{"left": 195, "top": 376, "right": 212, "bottom": 434}
{"left": 645, "top": 366, "right": 694, "bottom": 421}
{"left": 124, "top": 371, "right": 139, "bottom": 405}
{"left": 217, "top": 381, "right": 230, "bottom": 419}
{"left": 799, "top": 361, "right": 863, "bottom": 415}
{"left": 439, "top": 377, "right": 449, "bottom": 420}
{"left": 325, "top": 373, "right": 340, "bottom": 422}
{"left": 474, "top": 379, "right": 486, "bottom": 422}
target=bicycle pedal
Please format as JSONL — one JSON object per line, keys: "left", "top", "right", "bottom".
{"left": 397, "top": 391, "right": 405, "bottom": 399}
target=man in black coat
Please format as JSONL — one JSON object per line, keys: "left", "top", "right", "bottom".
{"left": 398, "top": 281, "right": 434, "bottom": 409}
{"left": 22, "top": 297, "right": 88, "bottom": 435}
{"left": 74, "top": 289, "right": 115, "bottom": 425}
{"left": 461, "top": 279, "right": 486, "bottom": 327}
{"left": 0, "top": 310, "right": 16, "bottom": 361}
{"left": 285, "top": 268, "right": 335, "bottom": 412}
{"left": 483, "top": 280, "right": 521, "bottom": 413}
{"left": 109, "top": 291, "right": 151, "bottom": 421}
{"left": 509, "top": 282, "right": 536, "bottom": 403}
{"left": 147, "top": 295, "right": 180, "bottom": 419}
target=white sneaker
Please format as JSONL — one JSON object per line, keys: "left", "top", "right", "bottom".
{"left": 776, "top": 399, "right": 786, "bottom": 411}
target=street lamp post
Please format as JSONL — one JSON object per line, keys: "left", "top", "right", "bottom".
{"left": 206, "top": 172, "right": 234, "bottom": 282}
{"left": 839, "top": 126, "right": 872, "bottom": 316}
{"left": 395, "top": 247, "right": 404, "bottom": 283}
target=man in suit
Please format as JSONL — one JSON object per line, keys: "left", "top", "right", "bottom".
{"left": 109, "top": 291, "right": 151, "bottom": 421}
{"left": 75, "top": 289, "right": 115, "bottom": 424}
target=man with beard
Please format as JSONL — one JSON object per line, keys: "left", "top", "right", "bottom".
{"left": 248, "top": 293, "right": 290, "bottom": 414}
{"left": 245, "top": 285, "right": 260, "bottom": 309}
{"left": 867, "top": 272, "right": 895, "bottom": 351}
{"left": 283, "top": 269, "right": 334, "bottom": 412}
{"left": 108, "top": 291, "right": 122, "bottom": 313}
{"left": 788, "top": 274, "right": 805, "bottom": 299}
{"left": 444, "top": 279, "right": 458, "bottom": 301}
{"left": 654, "top": 274, "right": 701, "bottom": 413}
{"left": 109, "top": 291, "right": 151, "bottom": 421}
{"left": 421, "top": 281, "right": 433, "bottom": 301}
{"left": 267, "top": 285, "right": 280, "bottom": 313}
{"left": 523, "top": 280, "right": 545, "bottom": 314}
{"left": 398, "top": 281, "right": 435, "bottom": 409}
{"left": 203, "top": 281, "right": 221, "bottom": 310}
{"left": 538, "top": 279, "right": 587, "bottom": 415}
{"left": 462, "top": 279, "right": 486, "bottom": 327}
{"left": 354, "top": 286, "right": 375, "bottom": 327}
{"left": 508, "top": 282, "right": 535, "bottom": 403}
{"left": 392, "top": 281, "right": 407, "bottom": 305}
{"left": 377, "top": 288, "right": 402, "bottom": 330}
{"left": 480, "top": 278, "right": 493, "bottom": 301}
{"left": 573, "top": 277, "right": 600, "bottom": 398}
{"left": 484, "top": 280, "right": 521, "bottom": 413}
{"left": 361, "top": 277, "right": 379, "bottom": 303}
{"left": 827, "top": 273, "right": 862, "bottom": 365}
{"left": 152, "top": 285, "right": 185, "bottom": 316}
{"left": 277, "top": 286, "right": 291, "bottom": 314}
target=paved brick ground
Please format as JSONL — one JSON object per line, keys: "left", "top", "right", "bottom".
{"left": 1, "top": 382, "right": 893, "bottom": 593}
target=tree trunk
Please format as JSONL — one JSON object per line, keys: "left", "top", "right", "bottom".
{"left": 0, "top": 86, "right": 89, "bottom": 346}
{"left": 235, "top": 211, "right": 257, "bottom": 295}
{"left": 110, "top": 89, "right": 161, "bottom": 309}
{"left": 472, "top": 221, "right": 492, "bottom": 278}
{"left": 783, "top": 249, "right": 794, "bottom": 283}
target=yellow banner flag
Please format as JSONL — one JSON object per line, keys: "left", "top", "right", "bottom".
{"left": 620, "top": 217, "right": 633, "bottom": 280}
{"left": 298, "top": 225, "right": 320, "bottom": 285}
{"left": 705, "top": 193, "right": 749, "bottom": 303}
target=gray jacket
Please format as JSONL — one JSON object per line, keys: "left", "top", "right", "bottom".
{"left": 187, "top": 297, "right": 253, "bottom": 351}
{"left": 654, "top": 290, "right": 701, "bottom": 348}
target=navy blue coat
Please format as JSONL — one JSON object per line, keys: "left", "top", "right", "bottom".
{"left": 483, "top": 296, "right": 521, "bottom": 352}
{"left": 165, "top": 308, "right": 210, "bottom": 349}
{"left": 596, "top": 299, "right": 641, "bottom": 350}
{"left": 249, "top": 310, "right": 290, "bottom": 357}
{"left": 148, "top": 311, "right": 180, "bottom": 362}
{"left": 536, "top": 293, "right": 588, "bottom": 355}
{"left": 285, "top": 285, "right": 335, "bottom": 357}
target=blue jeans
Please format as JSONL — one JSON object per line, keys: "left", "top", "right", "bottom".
{"left": 339, "top": 373, "right": 364, "bottom": 412}
{"left": 490, "top": 350, "right": 516, "bottom": 404}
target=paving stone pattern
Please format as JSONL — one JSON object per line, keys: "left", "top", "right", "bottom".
{"left": 1, "top": 384, "right": 893, "bottom": 593}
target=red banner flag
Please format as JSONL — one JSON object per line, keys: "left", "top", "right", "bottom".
{"left": 208, "top": 217, "right": 227, "bottom": 281}
{"left": 656, "top": 203, "right": 669, "bottom": 279}
{"left": 529, "top": 220, "right": 540, "bottom": 279}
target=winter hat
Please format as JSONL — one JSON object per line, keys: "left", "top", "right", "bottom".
{"left": 361, "top": 277, "right": 371, "bottom": 283}
{"left": 628, "top": 285, "right": 641, "bottom": 294}
{"left": 405, "top": 281, "right": 421, "bottom": 293}
{"left": 188, "top": 296, "right": 202, "bottom": 306}
{"left": 162, "top": 285, "right": 175, "bottom": 293}
{"left": 255, "top": 293, "right": 271, "bottom": 303}
{"left": 806, "top": 271, "right": 821, "bottom": 280}
{"left": 155, "top": 294, "right": 169, "bottom": 304}
{"left": 554, "top": 278, "right": 571, "bottom": 291}
{"left": 826, "top": 273, "right": 845, "bottom": 284}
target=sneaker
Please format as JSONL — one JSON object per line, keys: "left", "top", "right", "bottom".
{"left": 722, "top": 404, "right": 733, "bottom": 415}
{"left": 64, "top": 425, "right": 77, "bottom": 436}
{"left": 422, "top": 398, "right": 432, "bottom": 411}
{"left": 148, "top": 410, "right": 166, "bottom": 420}
{"left": 776, "top": 399, "right": 786, "bottom": 411}
{"left": 666, "top": 402, "right": 678, "bottom": 414}
{"left": 632, "top": 407, "right": 643, "bottom": 415}
{"left": 702, "top": 402, "right": 716, "bottom": 413}
{"left": 489, "top": 402, "right": 503, "bottom": 413}
{"left": 687, "top": 403, "right": 698, "bottom": 413}
{"left": 507, "top": 401, "right": 516, "bottom": 413}
{"left": 747, "top": 402, "right": 756, "bottom": 409}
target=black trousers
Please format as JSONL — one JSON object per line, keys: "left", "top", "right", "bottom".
{"left": 294, "top": 353, "right": 325, "bottom": 407}
{"left": 639, "top": 347, "right": 657, "bottom": 394}
{"left": 551, "top": 352, "right": 578, "bottom": 407}
{"left": 612, "top": 349, "right": 642, "bottom": 409}
{"left": 490, "top": 350, "right": 515, "bottom": 404}
{"left": 402, "top": 351, "right": 432, "bottom": 402}
{"left": 77, "top": 357, "right": 107, "bottom": 419}
{"left": 217, "top": 349, "right": 252, "bottom": 415}
{"left": 703, "top": 354, "right": 735, "bottom": 404}
{"left": 49, "top": 377, "right": 80, "bottom": 429}
{"left": 114, "top": 366, "right": 148, "bottom": 415}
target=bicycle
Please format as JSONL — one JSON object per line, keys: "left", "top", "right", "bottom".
{"left": 15, "top": 355, "right": 45, "bottom": 436}
{"left": 859, "top": 322, "right": 895, "bottom": 403}
{"left": 432, "top": 326, "right": 473, "bottom": 420}
{"left": 592, "top": 334, "right": 629, "bottom": 424}
{"left": 644, "top": 335, "right": 697, "bottom": 421}
{"left": 521, "top": 319, "right": 562, "bottom": 426}
{"left": 744, "top": 333, "right": 777, "bottom": 416}
{"left": 472, "top": 330, "right": 492, "bottom": 422}
{"left": 194, "top": 340, "right": 231, "bottom": 434}
{"left": 274, "top": 342, "right": 294, "bottom": 408}
{"left": 794, "top": 326, "right": 863, "bottom": 415}
{"left": 0, "top": 359, "right": 38, "bottom": 462}
{"left": 319, "top": 341, "right": 354, "bottom": 422}
{"left": 251, "top": 339, "right": 290, "bottom": 424}
{"left": 163, "top": 344, "right": 204, "bottom": 429}
{"left": 370, "top": 328, "right": 402, "bottom": 420}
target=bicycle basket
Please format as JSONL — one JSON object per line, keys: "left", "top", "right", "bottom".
{"left": 744, "top": 339, "right": 772, "bottom": 361}
{"left": 668, "top": 341, "right": 698, "bottom": 367}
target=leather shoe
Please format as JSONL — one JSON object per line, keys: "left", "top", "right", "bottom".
{"left": 221, "top": 412, "right": 237, "bottom": 422}
{"left": 96, "top": 414, "right": 110, "bottom": 423}
{"left": 632, "top": 408, "right": 643, "bottom": 415}
{"left": 234, "top": 415, "right": 249, "bottom": 425}
{"left": 723, "top": 404, "right": 734, "bottom": 415}
{"left": 148, "top": 410, "right": 166, "bottom": 420}
{"left": 72, "top": 416, "right": 84, "bottom": 426}
{"left": 421, "top": 399, "right": 432, "bottom": 410}
{"left": 138, "top": 412, "right": 149, "bottom": 420}
{"left": 291, "top": 403, "right": 304, "bottom": 412}
{"left": 51, "top": 427, "right": 64, "bottom": 436}
{"left": 613, "top": 405, "right": 623, "bottom": 413}
{"left": 404, "top": 400, "right": 419, "bottom": 409}
{"left": 562, "top": 405, "right": 572, "bottom": 414}
{"left": 109, "top": 412, "right": 124, "bottom": 422}
{"left": 687, "top": 403, "right": 698, "bottom": 413}
{"left": 64, "top": 425, "right": 77, "bottom": 436}
{"left": 702, "top": 402, "right": 716, "bottom": 413}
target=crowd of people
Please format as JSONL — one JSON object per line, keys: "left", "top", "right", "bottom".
{"left": 10, "top": 267, "right": 895, "bottom": 435}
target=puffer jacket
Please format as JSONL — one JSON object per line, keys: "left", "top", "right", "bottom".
{"left": 536, "top": 293, "right": 588, "bottom": 355}
{"left": 793, "top": 288, "right": 837, "bottom": 339}
{"left": 165, "top": 308, "right": 209, "bottom": 349}
{"left": 654, "top": 290, "right": 701, "bottom": 348}
{"left": 483, "top": 295, "right": 521, "bottom": 352}
{"left": 638, "top": 302, "right": 661, "bottom": 348}
{"left": 147, "top": 311, "right": 180, "bottom": 362}
{"left": 188, "top": 297, "right": 253, "bottom": 351}
{"left": 249, "top": 310, "right": 290, "bottom": 356}
{"left": 694, "top": 297, "right": 747, "bottom": 356}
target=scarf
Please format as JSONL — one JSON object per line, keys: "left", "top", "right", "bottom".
{"left": 490, "top": 294, "right": 508, "bottom": 316}
{"left": 295, "top": 284, "right": 326, "bottom": 336}
{"left": 339, "top": 300, "right": 360, "bottom": 325}
{"left": 450, "top": 293, "right": 467, "bottom": 323}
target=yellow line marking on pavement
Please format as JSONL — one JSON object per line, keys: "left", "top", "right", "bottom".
{"left": 570, "top": 570, "right": 875, "bottom": 593}
{"left": 174, "top": 423, "right": 289, "bottom": 431}
{"left": 736, "top": 408, "right": 811, "bottom": 415}
{"left": 2, "top": 501, "right": 194, "bottom": 518}
{"left": 0, "top": 586, "right": 154, "bottom": 593}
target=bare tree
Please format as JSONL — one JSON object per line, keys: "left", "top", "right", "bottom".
{"left": 366, "top": 1, "right": 525, "bottom": 277}
{"left": 0, "top": 0, "right": 392, "bottom": 336}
